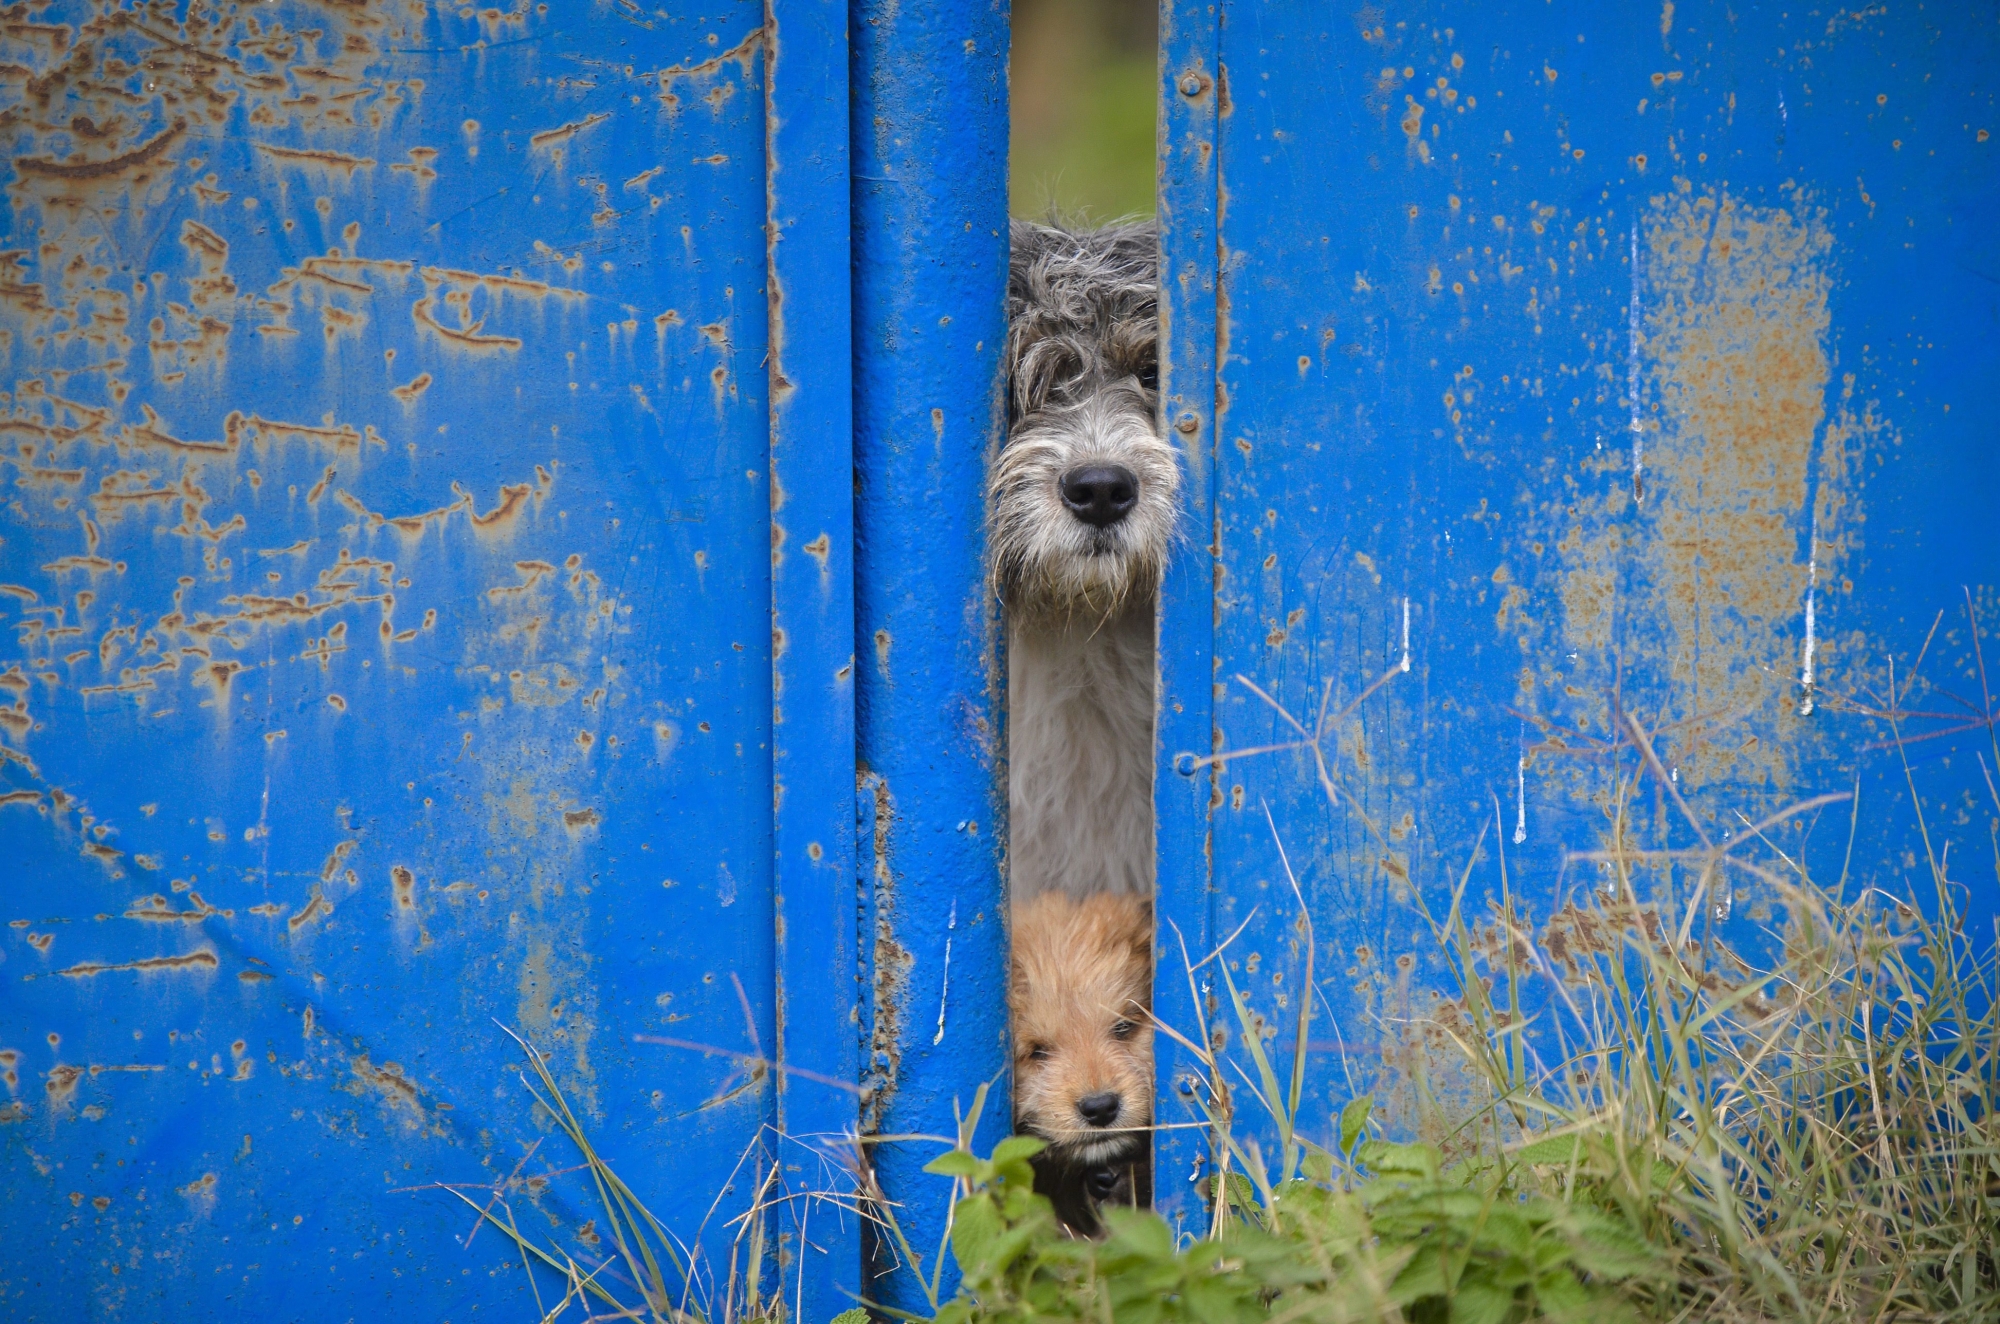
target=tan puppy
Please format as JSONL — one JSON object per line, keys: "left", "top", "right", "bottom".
{"left": 1009, "top": 890, "right": 1153, "bottom": 1232}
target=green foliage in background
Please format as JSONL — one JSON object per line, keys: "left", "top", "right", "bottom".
{"left": 1010, "top": 57, "right": 1155, "bottom": 221}
{"left": 1010, "top": 0, "right": 1156, "bottom": 220}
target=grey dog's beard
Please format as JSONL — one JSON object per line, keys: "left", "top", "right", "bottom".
{"left": 995, "top": 550, "right": 1156, "bottom": 622}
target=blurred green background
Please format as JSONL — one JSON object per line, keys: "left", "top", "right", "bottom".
{"left": 1011, "top": 0, "right": 1157, "bottom": 221}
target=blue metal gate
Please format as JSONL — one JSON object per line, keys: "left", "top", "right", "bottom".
{"left": 1153, "top": 0, "right": 1998, "bottom": 1236}
{"left": 7, "top": 0, "right": 1994, "bottom": 1315}
{"left": 0, "top": 2, "right": 1008, "bottom": 1318}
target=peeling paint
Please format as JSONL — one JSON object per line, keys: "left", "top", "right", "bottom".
{"left": 52, "top": 949, "right": 218, "bottom": 978}
{"left": 1557, "top": 188, "right": 1859, "bottom": 787}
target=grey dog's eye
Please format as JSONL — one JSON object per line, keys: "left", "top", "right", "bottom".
{"left": 1027, "top": 1043, "right": 1051, "bottom": 1061}
{"left": 1136, "top": 358, "right": 1158, "bottom": 392}
{"left": 1110, "top": 1020, "right": 1137, "bottom": 1041}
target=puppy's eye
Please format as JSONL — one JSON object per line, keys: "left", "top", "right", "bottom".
{"left": 1027, "top": 1043, "right": 1051, "bottom": 1062}
{"left": 1136, "top": 358, "right": 1158, "bottom": 392}
{"left": 1110, "top": 1020, "right": 1137, "bottom": 1041}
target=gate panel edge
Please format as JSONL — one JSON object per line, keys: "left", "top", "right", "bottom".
{"left": 850, "top": 0, "right": 1011, "bottom": 1310}
{"left": 767, "top": 0, "right": 861, "bottom": 1316}
{"left": 1152, "top": 0, "right": 1222, "bottom": 1242}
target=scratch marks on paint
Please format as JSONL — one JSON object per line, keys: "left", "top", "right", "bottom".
{"left": 124, "top": 892, "right": 231, "bottom": 922}
{"left": 254, "top": 143, "right": 377, "bottom": 179}
{"left": 0, "top": 0, "right": 718, "bottom": 1170}
{"left": 860, "top": 772, "right": 909, "bottom": 1133}
{"left": 932, "top": 898, "right": 956, "bottom": 1046}
{"left": 345, "top": 1053, "right": 436, "bottom": 1131}
{"left": 288, "top": 884, "right": 334, "bottom": 932}
{"left": 1798, "top": 516, "right": 1819, "bottom": 715}
{"left": 1512, "top": 749, "right": 1527, "bottom": 846}
{"left": 1627, "top": 220, "right": 1645, "bottom": 498}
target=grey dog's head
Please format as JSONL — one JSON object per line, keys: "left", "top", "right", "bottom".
{"left": 991, "top": 220, "right": 1179, "bottom": 619}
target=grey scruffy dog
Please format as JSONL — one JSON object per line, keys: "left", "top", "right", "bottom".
{"left": 994, "top": 218, "right": 1175, "bottom": 1234}
{"left": 995, "top": 218, "right": 1177, "bottom": 906}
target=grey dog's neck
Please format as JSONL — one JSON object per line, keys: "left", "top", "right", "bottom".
{"left": 1007, "top": 596, "right": 1156, "bottom": 902}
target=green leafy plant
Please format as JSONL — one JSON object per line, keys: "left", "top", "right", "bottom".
{"left": 916, "top": 1095, "right": 1657, "bottom": 1324}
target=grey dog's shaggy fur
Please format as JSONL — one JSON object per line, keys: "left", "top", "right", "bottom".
{"left": 996, "top": 219, "right": 1178, "bottom": 906}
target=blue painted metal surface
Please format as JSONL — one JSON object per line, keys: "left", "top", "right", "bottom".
{"left": 850, "top": 0, "right": 1010, "bottom": 1311}
{"left": 1154, "top": 0, "right": 1999, "bottom": 1231}
{"left": 1152, "top": 0, "right": 1222, "bottom": 1242}
{"left": 766, "top": 1, "right": 861, "bottom": 1318}
{"left": 0, "top": 3, "right": 863, "bottom": 1318}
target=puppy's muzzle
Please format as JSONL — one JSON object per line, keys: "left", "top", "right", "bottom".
{"left": 1059, "top": 465, "right": 1138, "bottom": 529}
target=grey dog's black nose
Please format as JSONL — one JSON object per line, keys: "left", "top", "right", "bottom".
{"left": 1059, "top": 465, "right": 1138, "bottom": 528}
{"left": 1076, "top": 1091, "right": 1121, "bottom": 1127}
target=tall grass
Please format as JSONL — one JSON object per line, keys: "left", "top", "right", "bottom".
{"left": 1404, "top": 732, "right": 2000, "bottom": 1321}
{"left": 425, "top": 1023, "right": 819, "bottom": 1324}
{"left": 457, "top": 744, "right": 1998, "bottom": 1323}
{"left": 459, "top": 747, "right": 1999, "bottom": 1323}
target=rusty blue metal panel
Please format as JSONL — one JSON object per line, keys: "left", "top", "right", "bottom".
{"left": 1151, "top": 0, "right": 1222, "bottom": 1241}
{"left": 0, "top": 2, "right": 857, "bottom": 1318}
{"left": 766, "top": 0, "right": 860, "bottom": 1318}
{"left": 1157, "top": 0, "right": 1998, "bottom": 1197}
{"left": 850, "top": 0, "right": 1009, "bottom": 1310}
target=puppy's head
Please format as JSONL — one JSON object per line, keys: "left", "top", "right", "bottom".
{"left": 1010, "top": 890, "right": 1154, "bottom": 1164}
{"left": 992, "top": 220, "right": 1179, "bottom": 620}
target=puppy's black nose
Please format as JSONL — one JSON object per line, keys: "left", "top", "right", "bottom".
{"left": 1059, "top": 465, "right": 1138, "bottom": 528}
{"left": 1085, "top": 1167, "right": 1121, "bottom": 1201}
{"left": 1076, "top": 1091, "right": 1121, "bottom": 1127}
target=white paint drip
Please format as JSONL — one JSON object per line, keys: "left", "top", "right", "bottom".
{"left": 932, "top": 898, "right": 957, "bottom": 1046}
{"left": 1512, "top": 752, "right": 1527, "bottom": 845}
{"left": 1627, "top": 222, "right": 1644, "bottom": 497}
{"left": 1399, "top": 597, "right": 1411, "bottom": 673}
{"left": 1798, "top": 519, "right": 1818, "bottom": 715}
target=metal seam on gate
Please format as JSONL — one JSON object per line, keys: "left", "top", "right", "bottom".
{"left": 766, "top": 0, "right": 859, "bottom": 1316}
